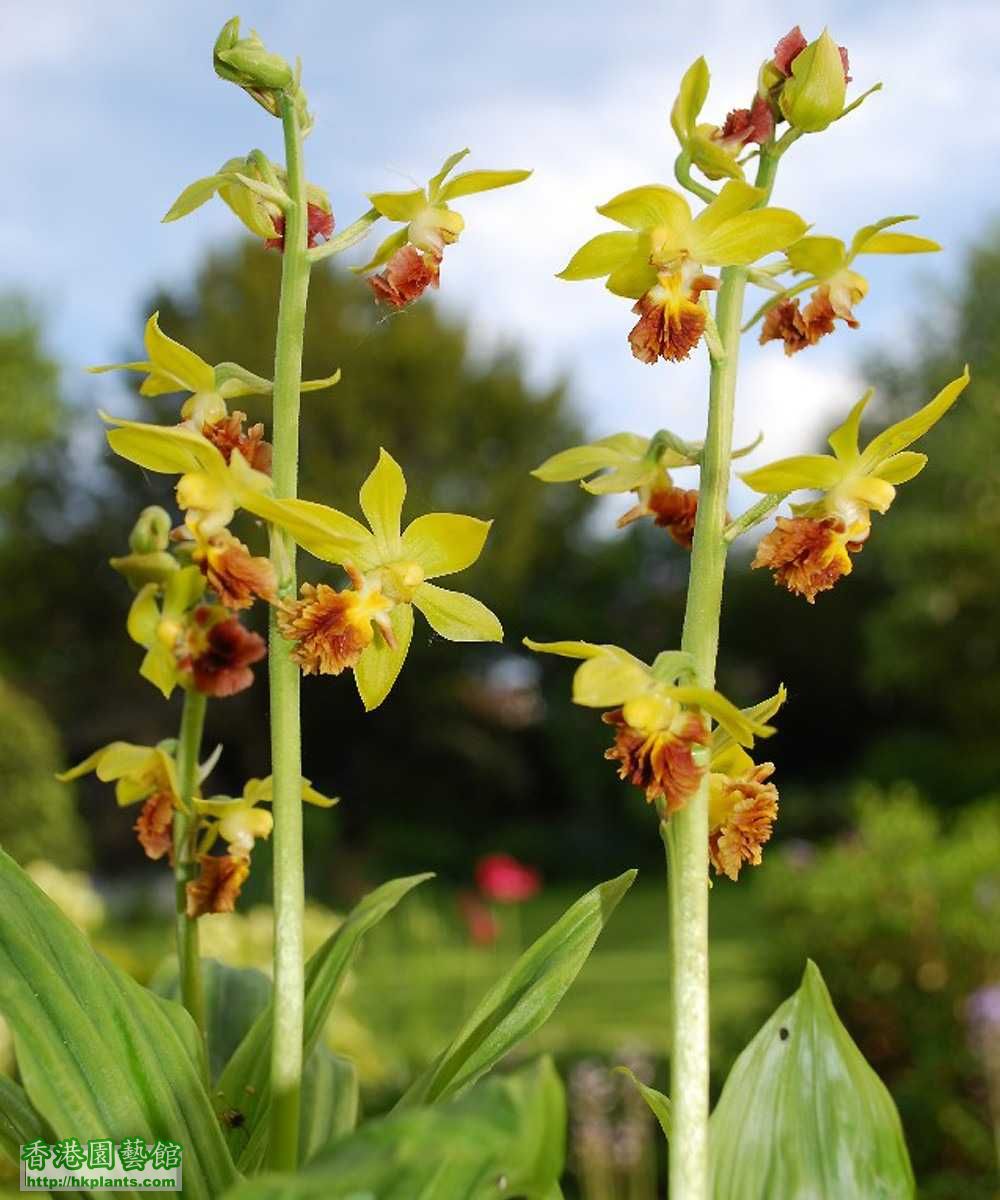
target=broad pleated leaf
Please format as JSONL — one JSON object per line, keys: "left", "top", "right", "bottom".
{"left": 299, "top": 1048, "right": 359, "bottom": 1163}
{"left": 0, "top": 1074, "right": 51, "bottom": 1163}
{"left": 709, "top": 960, "right": 915, "bottom": 1200}
{"left": 0, "top": 851, "right": 236, "bottom": 1199}
{"left": 216, "top": 873, "right": 432, "bottom": 1168}
{"left": 221, "top": 1057, "right": 565, "bottom": 1200}
{"left": 397, "top": 870, "right": 636, "bottom": 1108}
{"left": 153, "top": 959, "right": 271, "bottom": 1084}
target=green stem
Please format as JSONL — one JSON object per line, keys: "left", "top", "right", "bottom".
{"left": 267, "top": 90, "right": 313, "bottom": 1171}
{"left": 173, "top": 688, "right": 208, "bottom": 1050}
{"left": 666, "top": 146, "right": 781, "bottom": 1199}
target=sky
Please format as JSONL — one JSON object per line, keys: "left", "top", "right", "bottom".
{"left": 2, "top": 0, "right": 997, "bottom": 503}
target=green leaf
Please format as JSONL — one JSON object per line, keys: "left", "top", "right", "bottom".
{"left": 670, "top": 56, "right": 710, "bottom": 142}
{"left": 615, "top": 1067, "right": 671, "bottom": 1139}
{"left": 216, "top": 873, "right": 432, "bottom": 1169}
{"left": 0, "top": 850, "right": 236, "bottom": 1199}
{"left": 0, "top": 1074, "right": 51, "bottom": 1163}
{"left": 557, "top": 232, "right": 642, "bottom": 281}
{"left": 299, "top": 1048, "right": 359, "bottom": 1163}
{"left": 438, "top": 169, "right": 533, "bottom": 202}
{"left": 222, "top": 1058, "right": 566, "bottom": 1200}
{"left": 152, "top": 958, "right": 271, "bottom": 1084}
{"left": 397, "top": 870, "right": 636, "bottom": 1108}
{"left": 710, "top": 960, "right": 915, "bottom": 1199}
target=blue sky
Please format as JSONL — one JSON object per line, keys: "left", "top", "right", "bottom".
{"left": 3, "top": 0, "right": 996, "bottom": 497}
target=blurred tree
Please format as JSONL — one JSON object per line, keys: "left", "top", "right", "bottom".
{"left": 857, "top": 228, "right": 1000, "bottom": 803}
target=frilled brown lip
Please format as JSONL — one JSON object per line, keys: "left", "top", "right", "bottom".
{"left": 198, "top": 535, "right": 277, "bottom": 610}
{"left": 602, "top": 707, "right": 709, "bottom": 813}
{"left": 752, "top": 515, "right": 860, "bottom": 603}
{"left": 186, "top": 853, "right": 250, "bottom": 917}
{"left": 369, "top": 245, "right": 441, "bottom": 310}
{"left": 760, "top": 282, "right": 863, "bottom": 357}
{"left": 189, "top": 614, "right": 267, "bottom": 696}
{"left": 277, "top": 580, "right": 381, "bottom": 676}
{"left": 709, "top": 763, "right": 779, "bottom": 881}
{"left": 202, "top": 412, "right": 273, "bottom": 476}
{"left": 134, "top": 791, "right": 174, "bottom": 862}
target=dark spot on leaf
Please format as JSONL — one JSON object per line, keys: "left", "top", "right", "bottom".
{"left": 779, "top": 1026, "right": 789, "bottom": 1041}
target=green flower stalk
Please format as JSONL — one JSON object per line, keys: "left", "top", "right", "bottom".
{"left": 528, "top": 25, "right": 968, "bottom": 1198}
{"left": 87, "top": 16, "right": 528, "bottom": 1171}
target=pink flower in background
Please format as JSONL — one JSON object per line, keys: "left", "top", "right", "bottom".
{"left": 476, "top": 854, "right": 542, "bottom": 904}
{"left": 457, "top": 891, "right": 501, "bottom": 946}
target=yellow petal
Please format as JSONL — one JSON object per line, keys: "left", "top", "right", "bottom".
{"left": 859, "top": 367, "right": 970, "bottom": 470}
{"left": 827, "top": 391, "right": 874, "bottom": 461}
{"left": 401, "top": 513, "right": 492, "bottom": 578}
{"left": 854, "top": 232, "right": 940, "bottom": 256}
{"left": 359, "top": 448, "right": 407, "bottom": 553}
{"left": 740, "top": 455, "right": 844, "bottom": 494}
{"left": 251, "top": 496, "right": 373, "bottom": 566}
{"left": 670, "top": 56, "right": 710, "bottom": 141}
{"left": 871, "top": 451, "right": 927, "bottom": 486}
{"left": 671, "top": 686, "right": 774, "bottom": 747}
{"left": 522, "top": 638, "right": 608, "bottom": 661}
{"left": 411, "top": 581, "right": 502, "bottom": 643}
{"left": 596, "top": 185, "right": 691, "bottom": 234}
{"left": 354, "top": 603, "right": 414, "bottom": 711}
{"left": 532, "top": 436, "right": 645, "bottom": 483}
{"left": 143, "top": 312, "right": 215, "bottom": 393}
{"left": 102, "top": 414, "right": 225, "bottom": 476}
{"left": 557, "top": 232, "right": 643, "bottom": 281}
{"left": 692, "top": 208, "right": 810, "bottom": 267}
{"left": 572, "top": 649, "right": 653, "bottom": 708}
{"left": 786, "top": 235, "right": 848, "bottom": 278}
{"left": 127, "top": 584, "right": 161, "bottom": 647}
{"left": 692, "top": 181, "right": 764, "bottom": 238}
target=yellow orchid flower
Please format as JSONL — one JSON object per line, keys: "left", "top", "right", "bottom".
{"left": 532, "top": 428, "right": 760, "bottom": 539}
{"left": 89, "top": 312, "right": 340, "bottom": 425}
{"left": 58, "top": 740, "right": 182, "bottom": 862}
{"left": 524, "top": 638, "right": 774, "bottom": 815}
{"left": 754, "top": 216, "right": 940, "bottom": 354}
{"left": 558, "top": 181, "right": 807, "bottom": 363}
{"left": 743, "top": 368, "right": 970, "bottom": 602}
{"left": 163, "top": 152, "right": 334, "bottom": 252}
{"left": 99, "top": 413, "right": 276, "bottom": 536}
{"left": 195, "top": 775, "right": 337, "bottom": 860}
{"left": 263, "top": 448, "right": 503, "bottom": 710}
{"left": 359, "top": 149, "right": 531, "bottom": 309}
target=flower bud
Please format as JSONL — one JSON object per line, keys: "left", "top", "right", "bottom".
{"left": 779, "top": 31, "right": 847, "bottom": 133}
{"left": 213, "top": 18, "right": 293, "bottom": 117}
{"left": 109, "top": 551, "right": 179, "bottom": 591}
{"left": 129, "top": 506, "right": 172, "bottom": 555}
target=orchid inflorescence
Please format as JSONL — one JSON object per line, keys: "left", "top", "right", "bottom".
{"left": 526, "top": 23, "right": 970, "bottom": 889}
{"left": 66, "top": 21, "right": 529, "bottom": 915}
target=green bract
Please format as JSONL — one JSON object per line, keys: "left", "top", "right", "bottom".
{"left": 740, "top": 368, "right": 970, "bottom": 518}
{"left": 357, "top": 148, "right": 531, "bottom": 273}
{"left": 558, "top": 181, "right": 808, "bottom": 299}
{"left": 710, "top": 961, "right": 915, "bottom": 1199}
